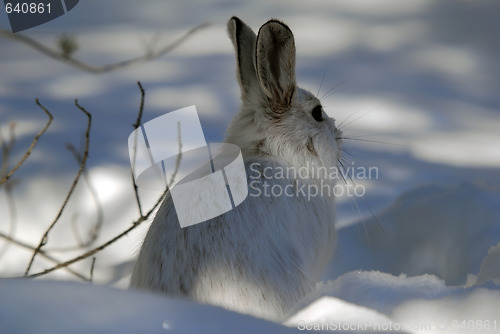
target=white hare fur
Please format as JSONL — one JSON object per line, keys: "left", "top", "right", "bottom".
{"left": 130, "top": 17, "right": 342, "bottom": 321}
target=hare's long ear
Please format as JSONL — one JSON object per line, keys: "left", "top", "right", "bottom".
{"left": 256, "top": 19, "right": 296, "bottom": 108}
{"left": 227, "top": 17, "right": 259, "bottom": 101}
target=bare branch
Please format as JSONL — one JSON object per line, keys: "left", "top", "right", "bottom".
{"left": 133, "top": 81, "right": 146, "bottom": 130}
{"left": 89, "top": 257, "right": 96, "bottom": 283}
{"left": 0, "top": 231, "right": 89, "bottom": 281}
{"left": 66, "top": 143, "right": 104, "bottom": 247}
{"left": 27, "top": 87, "right": 184, "bottom": 278}
{"left": 0, "top": 23, "right": 209, "bottom": 74}
{"left": 130, "top": 81, "right": 146, "bottom": 217}
{"left": 26, "top": 188, "right": 167, "bottom": 279}
{"left": 168, "top": 121, "right": 182, "bottom": 188}
{"left": 0, "top": 100, "right": 53, "bottom": 187}
{"left": 24, "top": 100, "right": 92, "bottom": 275}
{"left": 0, "top": 82, "right": 186, "bottom": 280}
{"left": 44, "top": 143, "right": 104, "bottom": 252}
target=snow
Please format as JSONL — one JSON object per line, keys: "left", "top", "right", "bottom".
{"left": 2, "top": 269, "right": 499, "bottom": 333}
{"left": 477, "top": 242, "right": 500, "bottom": 286}
{"left": 327, "top": 183, "right": 500, "bottom": 286}
{"left": 1, "top": 0, "right": 500, "bottom": 333}
{"left": 0, "top": 278, "right": 300, "bottom": 334}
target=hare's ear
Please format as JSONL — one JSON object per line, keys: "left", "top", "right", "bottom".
{"left": 227, "top": 17, "right": 259, "bottom": 100}
{"left": 256, "top": 19, "right": 296, "bottom": 107}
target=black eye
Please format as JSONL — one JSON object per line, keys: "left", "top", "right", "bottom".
{"left": 312, "top": 105, "right": 324, "bottom": 122}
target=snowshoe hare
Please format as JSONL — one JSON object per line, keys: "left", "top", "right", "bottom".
{"left": 130, "top": 17, "right": 343, "bottom": 321}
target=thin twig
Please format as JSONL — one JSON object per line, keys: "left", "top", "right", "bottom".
{"left": 27, "top": 189, "right": 168, "bottom": 279}
{"left": 0, "top": 23, "right": 209, "bottom": 74}
{"left": 66, "top": 143, "right": 104, "bottom": 247}
{"left": 45, "top": 143, "right": 105, "bottom": 252}
{"left": 133, "top": 82, "right": 146, "bottom": 130}
{"left": 168, "top": 121, "right": 182, "bottom": 188}
{"left": 89, "top": 257, "right": 96, "bottom": 283}
{"left": 131, "top": 82, "right": 146, "bottom": 217}
{"left": 0, "top": 99, "right": 53, "bottom": 186}
{"left": 0, "top": 231, "right": 88, "bottom": 280}
{"left": 24, "top": 100, "right": 92, "bottom": 275}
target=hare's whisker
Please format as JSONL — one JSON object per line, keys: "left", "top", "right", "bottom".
{"left": 341, "top": 137, "right": 398, "bottom": 146}
{"left": 339, "top": 156, "right": 383, "bottom": 246}
{"left": 349, "top": 195, "right": 374, "bottom": 248}
{"left": 338, "top": 157, "right": 375, "bottom": 241}
{"left": 316, "top": 62, "right": 329, "bottom": 97}
{"left": 337, "top": 159, "right": 349, "bottom": 186}
{"left": 340, "top": 149, "right": 355, "bottom": 159}
{"left": 337, "top": 110, "right": 375, "bottom": 131}
{"left": 320, "top": 76, "right": 350, "bottom": 101}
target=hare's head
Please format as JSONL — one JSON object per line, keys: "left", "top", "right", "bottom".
{"left": 225, "top": 17, "right": 342, "bottom": 174}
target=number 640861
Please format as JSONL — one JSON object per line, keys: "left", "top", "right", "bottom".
{"left": 5, "top": 2, "right": 51, "bottom": 14}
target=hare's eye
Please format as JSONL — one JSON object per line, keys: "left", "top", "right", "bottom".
{"left": 311, "top": 105, "right": 324, "bottom": 122}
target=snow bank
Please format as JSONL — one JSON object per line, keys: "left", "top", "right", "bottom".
{"left": 327, "top": 182, "right": 500, "bottom": 286}
{"left": 289, "top": 271, "right": 500, "bottom": 334}
{"left": 0, "top": 278, "right": 300, "bottom": 334}
{"left": 477, "top": 242, "right": 500, "bottom": 285}
{"left": 2, "top": 270, "right": 498, "bottom": 334}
